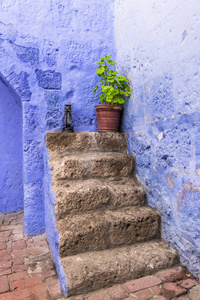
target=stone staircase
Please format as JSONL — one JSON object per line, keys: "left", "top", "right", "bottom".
{"left": 46, "top": 132, "right": 179, "bottom": 297}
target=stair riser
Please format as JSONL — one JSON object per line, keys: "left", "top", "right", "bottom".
{"left": 46, "top": 132, "right": 127, "bottom": 155}
{"left": 51, "top": 155, "right": 134, "bottom": 180}
{"left": 53, "top": 183, "right": 146, "bottom": 219}
{"left": 58, "top": 211, "right": 161, "bottom": 256}
{"left": 54, "top": 185, "right": 111, "bottom": 219}
{"left": 61, "top": 241, "right": 179, "bottom": 296}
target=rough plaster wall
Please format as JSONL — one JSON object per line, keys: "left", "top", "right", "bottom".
{"left": 114, "top": 0, "right": 200, "bottom": 277}
{"left": 0, "top": 0, "right": 115, "bottom": 237}
{"left": 0, "top": 0, "right": 116, "bottom": 294}
{"left": 0, "top": 77, "right": 23, "bottom": 213}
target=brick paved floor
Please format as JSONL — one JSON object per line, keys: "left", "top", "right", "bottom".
{"left": 0, "top": 211, "right": 199, "bottom": 300}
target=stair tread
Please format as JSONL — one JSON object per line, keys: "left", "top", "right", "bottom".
{"left": 53, "top": 177, "right": 146, "bottom": 217}
{"left": 61, "top": 240, "right": 179, "bottom": 296}
{"left": 50, "top": 152, "right": 134, "bottom": 180}
{"left": 50, "top": 151, "right": 132, "bottom": 160}
{"left": 57, "top": 206, "right": 161, "bottom": 256}
{"left": 46, "top": 131, "right": 127, "bottom": 155}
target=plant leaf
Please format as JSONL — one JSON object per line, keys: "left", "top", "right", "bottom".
{"left": 107, "top": 60, "right": 115, "bottom": 65}
{"left": 96, "top": 67, "right": 105, "bottom": 75}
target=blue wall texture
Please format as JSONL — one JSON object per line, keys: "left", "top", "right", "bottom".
{"left": 0, "top": 76, "right": 23, "bottom": 213}
{"left": 0, "top": 0, "right": 115, "bottom": 237}
{"left": 114, "top": 0, "right": 200, "bottom": 278}
{"left": 0, "top": 0, "right": 115, "bottom": 295}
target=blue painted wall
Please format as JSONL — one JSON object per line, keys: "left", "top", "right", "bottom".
{"left": 42, "top": 0, "right": 116, "bottom": 295}
{"left": 114, "top": 0, "right": 200, "bottom": 278}
{"left": 0, "top": 76, "right": 23, "bottom": 213}
{"left": 0, "top": 0, "right": 115, "bottom": 236}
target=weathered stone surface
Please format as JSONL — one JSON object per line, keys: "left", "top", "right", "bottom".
{"left": 107, "top": 207, "right": 160, "bottom": 247}
{"left": 53, "top": 178, "right": 146, "bottom": 219}
{"left": 57, "top": 207, "right": 160, "bottom": 256}
{"left": 106, "top": 177, "right": 146, "bottom": 208}
{"left": 46, "top": 132, "right": 127, "bottom": 155}
{"left": 50, "top": 153, "right": 134, "bottom": 180}
{"left": 61, "top": 240, "right": 179, "bottom": 296}
{"left": 58, "top": 212, "right": 108, "bottom": 256}
{"left": 53, "top": 180, "right": 111, "bottom": 219}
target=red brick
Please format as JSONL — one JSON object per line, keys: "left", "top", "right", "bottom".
{"left": 163, "top": 282, "right": 187, "bottom": 298}
{"left": 0, "top": 275, "right": 9, "bottom": 294}
{"left": 6, "top": 242, "right": 11, "bottom": 250}
{"left": 134, "top": 288, "right": 154, "bottom": 299}
{"left": 68, "top": 297, "right": 85, "bottom": 300}
{"left": 0, "top": 243, "right": 6, "bottom": 251}
{"left": 179, "top": 278, "right": 197, "bottom": 289}
{"left": 9, "top": 288, "right": 30, "bottom": 300}
{"left": 156, "top": 267, "right": 186, "bottom": 283}
{"left": 88, "top": 292, "right": 110, "bottom": 300}
{"left": 47, "top": 285, "right": 62, "bottom": 298}
{"left": 0, "top": 250, "right": 11, "bottom": 260}
{"left": 0, "top": 293, "right": 13, "bottom": 300}
{"left": 30, "top": 269, "right": 56, "bottom": 279}
{"left": 8, "top": 271, "right": 29, "bottom": 282}
{"left": 41, "top": 270, "right": 56, "bottom": 279}
{"left": 12, "top": 264, "right": 27, "bottom": 273}
{"left": 12, "top": 241, "right": 26, "bottom": 250}
{"left": 10, "top": 277, "right": 43, "bottom": 291}
{"left": 124, "top": 276, "right": 162, "bottom": 293}
{"left": 0, "top": 268, "right": 12, "bottom": 276}
{"left": 0, "top": 231, "right": 12, "bottom": 238}
{"left": 106, "top": 285, "right": 128, "bottom": 300}
{"left": 0, "top": 261, "right": 12, "bottom": 276}
{"left": 30, "top": 294, "right": 49, "bottom": 300}
{"left": 153, "top": 297, "right": 167, "bottom": 300}
{"left": 151, "top": 285, "right": 161, "bottom": 295}
{"left": 13, "top": 257, "right": 24, "bottom": 265}
{"left": 42, "top": 243, "right": 49, "bottom": 248}
{"left": 45, "top": 277, "right": 60, "bottom": 286}
{"left": 29, "top": 283, "right": 48, "bottom": 296}
{"left": 34, "top": 240, "right": 48, "bottom": 246}
{"left": 0, "top": 261, "right": 11, "bottom": 269}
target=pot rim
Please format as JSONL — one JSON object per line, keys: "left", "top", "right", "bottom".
{"left": 95, "top": 104, "right": 122, "bottom": 111}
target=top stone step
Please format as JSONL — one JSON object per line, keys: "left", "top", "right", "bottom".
{"left": 46, "top": 132, "right": 127, "bottom": 155}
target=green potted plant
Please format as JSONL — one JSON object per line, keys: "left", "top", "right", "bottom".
{"left": 93, "top": 55, "right": 131, "bottom": 132}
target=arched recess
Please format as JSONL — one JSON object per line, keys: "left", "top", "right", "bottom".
{"left": 0, "top": 75, "right": 24, "bottom": 213}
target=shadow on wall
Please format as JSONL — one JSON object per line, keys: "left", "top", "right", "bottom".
{"left": 0, "top": 75, "right": 24, "bottom": 213}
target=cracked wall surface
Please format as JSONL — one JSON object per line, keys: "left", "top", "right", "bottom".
{"left": 114, "top": 0, "right": 200, "bottom": 278}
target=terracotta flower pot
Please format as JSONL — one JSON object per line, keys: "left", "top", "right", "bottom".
{"left": 95, "top": 105, "right": 122, "bottom": 132}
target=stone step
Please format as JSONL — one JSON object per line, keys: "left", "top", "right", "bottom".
{"left": 53, "top": 177, "right": 146, "bottom": 220}
{"left": 46, "top": 132, "right": 127, "bottom": 157}
{"left": 57, "top": 206, "right": 161, "bottom": 256}
{"left": 61, "top": 240, "right": 179, "bottom": 296}
{"left": 50, "top": 152, "right": 134, "bottom": 180}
